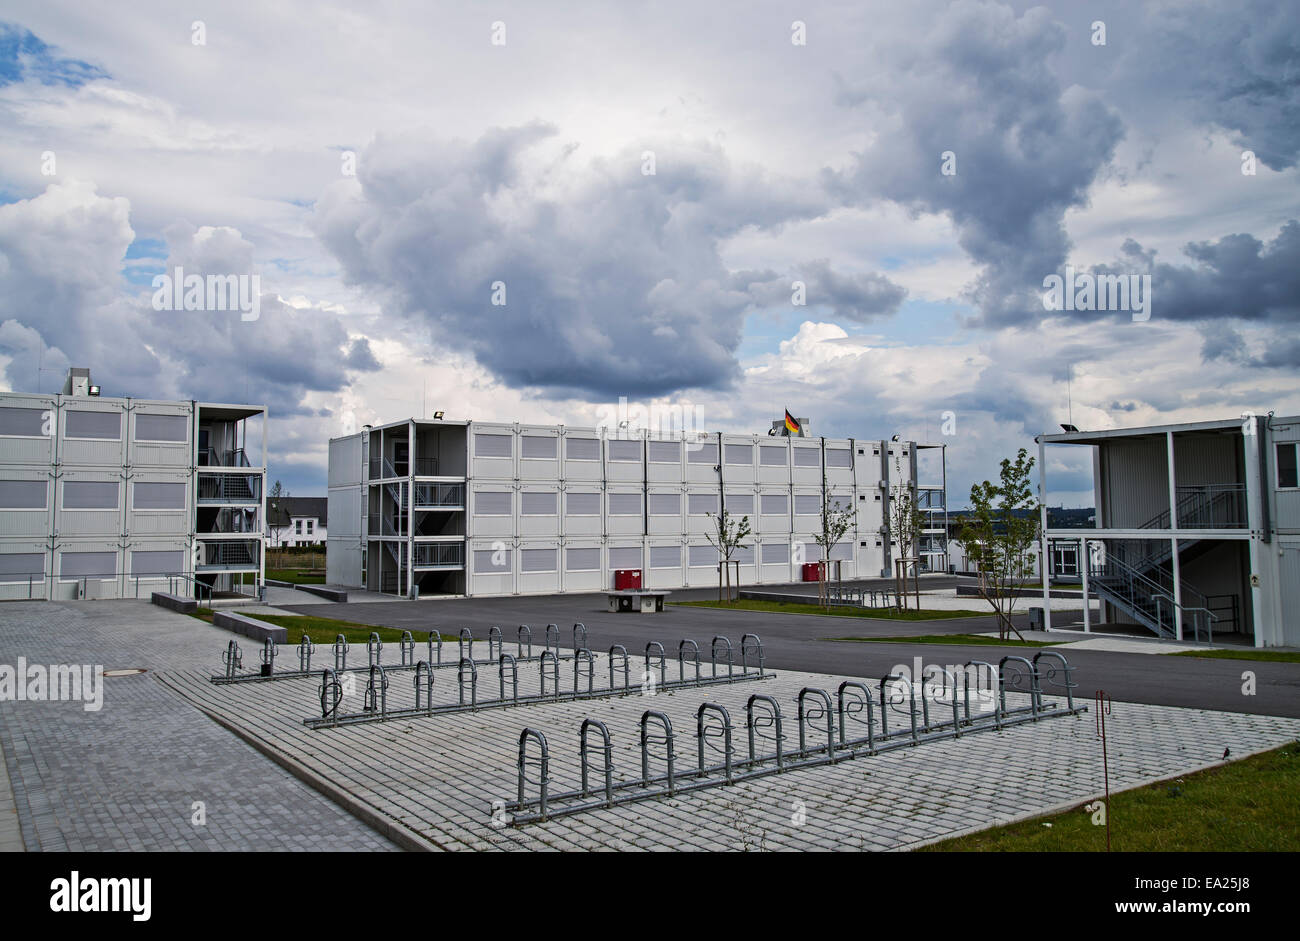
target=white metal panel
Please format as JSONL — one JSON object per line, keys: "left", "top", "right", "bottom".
{"left": 1280, "top": 544, "right": 1300, "bottom": 647}
{"left": 684, "top": 438, "right": 719, "bottom": 483}
{"left": 328, "top": 487, "right": 362, "bottom": 538}
{"left": 604, "top": 436, "right": 643, "bottom": 482}
{"left": 790, "top": 441, "right": 822, "bottom": 485}
{"left": 823, "top": 439, "right": 854, "bottom": 487}
{"left": 470, "top": 422, "right": 516, "bottom": 479}
{"left": 470, "top": 484, "right": 515, "bottom": 539}
{"left": 328, "top": 434, "right": 364, "bottom": 488}
{"left": 562, "top": 431, "right": 603, "bottom": 481}
{"left": 646, "top": 486, "right": 683, "bottom": 535}
{"left": 721, "top": 435, "right": 757, "bottom": 486}
{"left": 57, "top": 471, "right": 122, "bottom": 536}
{"left": 468, "top": 537, "right": 514, "bottom": 595}
{"left": 561, "top": 486, "right": 602, "bottom": 536}
{"left": 128, "top": 473, "right": 190, "bottom": 536}
{"left": 759, "top": 488, "right": 791, "bottom": 533}
{"left": 129, "top": 403, "right": 193, "bottom": 467}
{"left": 518, "top": 426, "right": 560, "bottom": 479}
{"left": 517, "top": 539, "right": 561, "bottom": 594}
{"left": 605, "top": 485, "right": 643, "bottom": 536}
{"left": 0, "top": 470, "right": 52, "bottom": 537}
{"left": 0, "top": 539, "right": 49, "bottom": 600}
{"left": 326, "top": 537, "right": 363, "bottom": 587}
{"left": 560, "top": 539, "right": 603, "bottom": 593}
{"left": 60, "top": 403, "right": 127, "bottom": 467}
{"left": 519, "top": 485, "right": 560, "bottom": 537}
{"left": 646, "top": 437, "right": 684, "bottom": 483}
{"left": 0, "top": 395, "right": 57, "bottom": 465}
{"left": 757, "top": 441, "right": 789, "bottom": 485}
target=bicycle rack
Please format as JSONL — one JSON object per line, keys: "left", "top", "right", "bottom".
{"left": 458, "top": 629, "right": 474, "bottom": 663}
{"left": 573, "top": 622, "right": 588, "bottom": 651}
{"left": 297, "top": 635, "right": 314, "bottom": 672}
{"left": 301, "top": 633, "right": 773, "bottom": 729}
{"left": 710, "top": 636, "right": 734, "bottom": 679}
{"left": 1033, "top": 651, "right": 1077, "bottom": 711}
{"left": 999, "top": 656, "right": 1040, "bottom": 720}
{"left": 741, "top": 634, "right": 765, "bottom": 674}
{"left": 367, "top": 633, "right": 382, "bottom": 668}
{"left": 488, "top": 627, "right": 503, "bottom": 663}
{"left": 746, "top": 694, "right": 785, "bottom": 769}
{"left": 517, "top": 729, "right": 550, "bottom": 821}
{"left": 678, "top": 639, "right": 701, "bottom": 683}
{"left": 697, "top": 702, "right": 735, "bottom": 783}
{"left": 427, "top": 631, "right": 443, "bottom": 666}
{"left": 260, "top": 637, "right": 277, "bottom": 674}
{"left": 573, "top": 648, "right": 595, "bottom": 696}
{"left": 499, "top": 653, "right": 519, "bottom": 702}
{"left": 797, "top": 687, "right": 835, "bottom": 762}
{"left": 457, "top": 657, "right": 477, "bottom": 709}
{"left": 413, "top": 661, "right": 435, "bottom": 714}
{"left": 580, "top": 719, "right": 615, "bottom": 808}
{"left": 319, "top": 668, "right": 343, "bottom": 719}
{"left": 400, "top": 631, "right": 415, "bottom": 666}
{"left": 517, "top": 625, "right": 532, "bottom": 659}
{"left": 333, "top": 633, "right": 348, "bottom": 671}
{"left": 880, "top": 672, "right": 919, "bottom": 744}
{"left": 502, "top": 654, "right": 1089, "bottom": 825}
{"left": 645, "top": 642, "right": 667, "bottom": 688}
{"left": 609, "top": 644, "right": 630, "bottom": 691}
{"left": 539, "top": 650, "right": 560, "bottom": 699}
{"left": 222, "top": 640, "right": 243, "bottom": 679}
{"left": 545, "top": 624, "right": 560, "bottom": 660}
{"left": 363, "top": 664, "right": 388, "bottom": 716}
{"left": 640, "top": 711, "right": 676, "bottom": 796}
{"left": 836, "top": 681, "right": 874, "bottom": 752}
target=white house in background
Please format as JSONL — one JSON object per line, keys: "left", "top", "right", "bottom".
{"left": 1036, "top": 413, "right": 1300, "bottom": 648}
{"left": 0, "top": 367, "right": 266, "bottom": 601}
{"left": 326, "top": 418, "right": 949, "bottom": 598}
{"left": 267, "top": 496, "right": 327, "bottom": 547}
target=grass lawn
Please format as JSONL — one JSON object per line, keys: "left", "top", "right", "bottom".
{"left": 826, "top": 634, "right": 1063, "bottom": 647}
{"left": 265, "top": 568, "right": 325, "bottom": 584}
{"left": 919, "top": 740, "right": 1300, "bottom": 851}
{"left": 1168, "top": 648, "right": 1300, "bottom": 663}
{"left": 190, "top": 609, "right": 457, "bottom": 644}
{"left": 671, "top": 598, "right": 994, "bottom": 621}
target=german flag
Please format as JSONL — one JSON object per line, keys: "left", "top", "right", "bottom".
{"left": 784, "top": 410, "right": 801, "bottom": 435}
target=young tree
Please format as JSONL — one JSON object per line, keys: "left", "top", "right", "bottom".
{"left": 956, "top": 448, "right": 1040, "bottom": 640}
{"left": 813, "top": 470, "right": 856, "bottom": 608}
{"left": 887, "top": 453, "right": 925, "bottom": 609}
{"left": 266, "top": 480, "right": 291, "bottom": 549}
{"left": 704, "top": 508, "right": 752, "bottom": 603}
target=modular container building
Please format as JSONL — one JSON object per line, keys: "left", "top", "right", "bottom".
{"left": 1037, "top": 414, "right": 1300, "bottom": 647}
{"left": 0, "top": 368, "right": 266, "bottom": 601}
{"left": 327, "top": 419, "right": 947, "bottom": 598}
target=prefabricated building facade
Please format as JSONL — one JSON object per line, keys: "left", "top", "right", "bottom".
{"left": 326, "top": 419, "right": 947, "bottom": 597}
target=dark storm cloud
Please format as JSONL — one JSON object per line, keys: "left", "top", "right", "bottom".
{"left": 313, "top": 125, "right": 834, "bottom": 398}
{"left": 0, "top": 183, "right": 377, "bottom": 416}
{"left": 824, "top": 0, "right": 1125, "bottom": 328}
{"left": 1122, "top": 0, "right": 1300, "bottom": 171}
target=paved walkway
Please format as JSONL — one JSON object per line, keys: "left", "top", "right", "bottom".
{"left": 3, "top": 600, "right": 1298, "bottom": 852}
{"left": 0, "top": 601, "right": 396, "bottom": 851}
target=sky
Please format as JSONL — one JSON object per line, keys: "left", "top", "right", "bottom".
{"left": 1, "top": 0, "right": 1297, "bottom": 507}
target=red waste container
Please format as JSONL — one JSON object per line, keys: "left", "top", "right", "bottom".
{"left": 801, "top": 562, "right": 822, "bottom": 582}
{"left": 614, "top": 569, "right": 642, "bottom": 590}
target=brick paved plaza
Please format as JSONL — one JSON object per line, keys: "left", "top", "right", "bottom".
{"left": 2, "top": 600, "right": 1298, "bottom": 851}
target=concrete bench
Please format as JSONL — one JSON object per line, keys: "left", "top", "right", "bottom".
{"left": 150, "top": 591, "right": 198, "bottom": 614}
{"left": 607, "top": 589, "right": 671, "bottom": 613}
{"left": 212, "top": 610, "right": 288, "bottom": 644}
{"left": 294, "top": 584, "right": 347, "bottom": 602}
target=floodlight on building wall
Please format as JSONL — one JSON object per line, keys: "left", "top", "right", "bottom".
{"left": 433, "top": 411, "right": 445, "bottom": 420}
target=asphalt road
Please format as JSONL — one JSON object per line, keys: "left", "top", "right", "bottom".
{"left": 282, "top": 590, "right": 1300, "bottom": 719}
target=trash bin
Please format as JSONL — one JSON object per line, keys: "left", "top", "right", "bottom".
{"left": 1027, "top": 606, "right": 1044, "bottom": 631}
{"left": 801, "top": 562, "right": 821, "bottom": 582}
{"left": 614, "top": 569, "right": 642, "bottom": 590}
